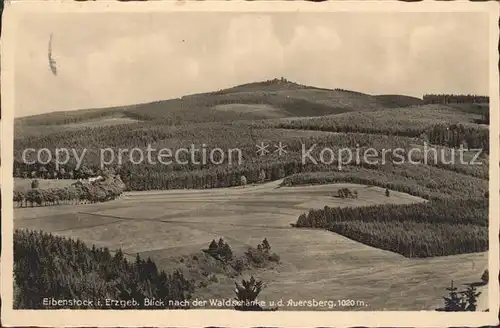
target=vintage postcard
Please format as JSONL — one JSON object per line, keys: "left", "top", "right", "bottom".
{"left": 1, "top": 0, "right": 499, "bottom": 327}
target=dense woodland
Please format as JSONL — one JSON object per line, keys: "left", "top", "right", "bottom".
{"left": 275, "top": 114, "right": 489, "bottom": 148}
{"left": 14, "top": 229, "right": 195, "bottom": 309}
{"left": 14, "top": 230, "right": 280, "bottom": 309}
{"left": 422, "top": 94, "right": 489, "bottom": 104}
{"left": 12, "top": 151, "right": 488, "bottom": 194}
{"left": 286, "top": 163, "right": 489, "bottom": 258}
{"left": 294, "top": 199, "right": 488, "bottom": 257}
{"left": 427, "top": 124, "right": 489, "bottom": 152}
{"left": 13, "top": 112, "right": 489, "bottom": 193}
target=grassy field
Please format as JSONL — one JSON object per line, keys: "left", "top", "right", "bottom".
{"left": 14, "top": 180, "right": 486, "bottom": 310}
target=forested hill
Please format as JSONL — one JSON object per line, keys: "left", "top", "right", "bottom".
{"left": 16, "top": 78, "right": 424, "bottom": 127}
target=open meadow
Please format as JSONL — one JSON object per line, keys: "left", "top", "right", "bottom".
{"left": 14, "top": 179, "right": 487, "bottom": 310}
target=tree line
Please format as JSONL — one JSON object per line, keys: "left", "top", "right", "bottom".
{"left": 14, "top": 161, "right": 98, "bottom": 180}
{"left": 422, "top": 94, "right": 489, "bottom": 104}
{"left": 14, "top": 126, "right": 417, "bottom": 176}
{"left": 293, "top": 198, "right": 488, "bottom": 258}
{"left": 273, "top": 111, "right": 490, "bottom": 150}
{"left": 474, "top": 110, "right": 489, "bottom": 125}
{"left": 13, "top": 148, "right": 487, "bottom": 195}
{"left": 14, "top": 229, "right": 281, "bottom": 310}
{"left": 14, "top": 174, "right": 125, "bottom": 207}
{"left": 427, "top": 124, "right": 489, "bottom": 152}
{"left": 14, "top": 229, "right": 195, "bottom": 309}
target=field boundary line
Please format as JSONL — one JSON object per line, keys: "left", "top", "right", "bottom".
{"left": 160, "top": 219, "right": 296, "bottom": 230}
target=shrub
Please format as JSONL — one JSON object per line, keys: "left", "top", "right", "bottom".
{"left": 232, "top": 258, "right": 247, "bottom": 274}
{"left": 268, "top": 253, "right": 280, "bottom": 263}
{"left": 337, "top": 188, "right": 356, "bottom": 199}
{"left": 31, "top": 180, "right": 39, "bottom": 189}
{"left": 208, "top": 240, "right": 218, "bottom": 252}
{"left": 337, "top": 189, "right": 345, "bottom": 198}
{"left": 244, "top": 240, "right": 280, "bottom": 266}
{"left": 244, "top": 247, "right": 267, "bottom": 267}
{"left": 234, "top": 276, "right": 264, "bottom": 311}
{"left": 221, "top": 243, "right": 233, "bottom": 262}
{"left": 204, "top": 238, "right": 233, "bottom": 263}
{"left": 438, "top": 280, "right": 481, "bottom": 312}
{"left": 481, "top": 269, "right": 489, "bottom": 283}
{"left": 261, "top": 238, "right": 271, "bottom": 253}
{"left": 259, "top": 170, "right": 266, "bottom": 183}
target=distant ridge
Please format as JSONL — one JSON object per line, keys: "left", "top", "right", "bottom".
{"left": 16, "top": 78, "right": 427, "bottom": 127}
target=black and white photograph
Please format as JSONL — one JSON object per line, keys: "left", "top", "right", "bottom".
{"left": 1, "top": 1, "right": 499, "bottom": 327}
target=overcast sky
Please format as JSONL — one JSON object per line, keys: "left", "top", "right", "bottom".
{"left": 14, "top": 11, "right": 490, "bottom": 117}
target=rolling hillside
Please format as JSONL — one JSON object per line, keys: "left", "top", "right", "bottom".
{"left": 15, "top": 78, "right": 422, "bottom": 130}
